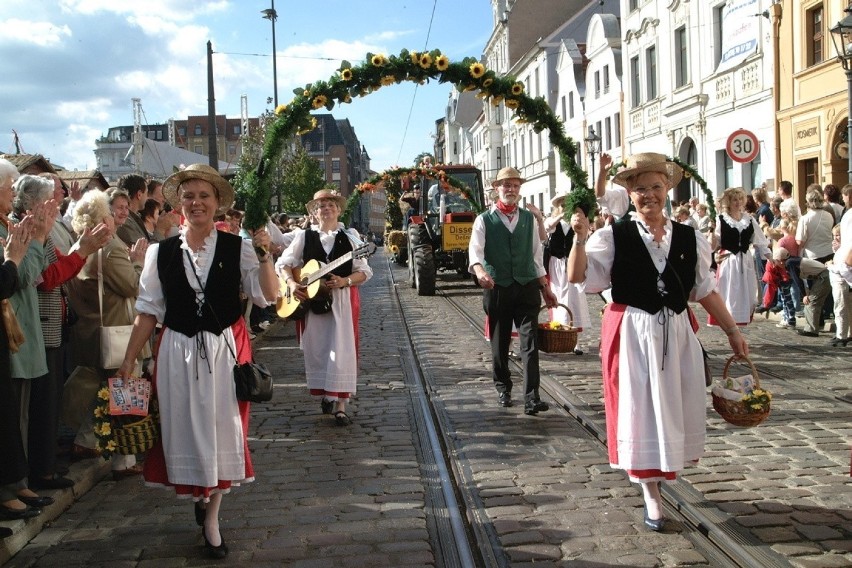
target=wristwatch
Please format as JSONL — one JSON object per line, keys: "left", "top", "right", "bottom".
{"left": 347, "top": 277, "right": 353, "bottom": 287}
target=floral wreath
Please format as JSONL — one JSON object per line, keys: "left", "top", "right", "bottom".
{"left": 608, "top": 156, "right": 716, "bottom": 220}
{"left": 92, "top": 385, "right": 117, "bottom": 459}
{"left": 343, "top": 164, "right": 483, "bottom": 230}
{"left": 235, "top": 48, "right": 597, "bottom": 229}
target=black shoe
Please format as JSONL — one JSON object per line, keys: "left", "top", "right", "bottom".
{"left": 498, "top": 392, "right": 513, "bottom": 407}
{"left": 194, "top": 501, "right": 206, "bottom": 526}
{"left": 0, "top": 527, "right": 12, "bottom": 539}
{"left": 754, "top": 306, "right": 769, "bottom": 314}
{"left": 643, "top": 505, "right": 665, "bottom": 532}
{"left": 17, "top": 495, "right": 54, "bottom": 508}
{"left": 828, "top": 337, "right": 849, "bottom": 347}
{"left": 524, "top": 400, "right": 550, "bottom": 415}
{"left": 0, "top": 504, "right": 41, "bottom": 520}
{"left": 202, "top": 527, "right": 229, "bottom": 559}
{"left": 334, "top": 411, "right": 352, "bottom": 426}
{"left": 320, "top": 398, "right": 334, "bottom": 414}
{"left": 796, "top": 329, "right": 819, "bottom": 337}
{"left": 29, "top": 475, "right": 74, "bottom": 490}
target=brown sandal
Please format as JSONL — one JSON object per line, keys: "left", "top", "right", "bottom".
{"left": 333, "top": 411, "right": 351, "bottom": 426}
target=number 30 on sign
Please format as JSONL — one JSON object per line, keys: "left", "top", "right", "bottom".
{"left": 725, "top": 129, "right": 760, "bottom": 163}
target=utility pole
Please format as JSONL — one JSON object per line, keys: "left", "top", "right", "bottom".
{"left": 206, "top": 40, "right": 219, "bottom": 169}
{"left": 132, "top": 97, "right": 143, "bottom": 174}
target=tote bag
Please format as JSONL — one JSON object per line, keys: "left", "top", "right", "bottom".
{"left": 97, "top": 249, "right": 134, "bottom": 369}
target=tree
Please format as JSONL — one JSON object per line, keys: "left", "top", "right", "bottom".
{"left": 279, "top": 144, "right": 327, "bottom": 215}
{"left": 413, "top": 151, "right": 434, "bottom": 167}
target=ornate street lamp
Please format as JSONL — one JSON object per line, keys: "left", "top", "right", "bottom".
{"left": 584, "top": 126, "right": 602, "bottom": 183}
{"left": 261, "top": 2, "right": 279, "bottom": 109}
{"left": 830, "top": 7, "right": 852, "bottom": 182}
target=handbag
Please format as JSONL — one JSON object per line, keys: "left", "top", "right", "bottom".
{"left": 1, "top": 298, "right": 25, "bottom": 353}
{"left": 184, "top": 250, "right": 274, "bottom": 403}
{"left": 97, "top": 250, "right": 134, "bottom": 369}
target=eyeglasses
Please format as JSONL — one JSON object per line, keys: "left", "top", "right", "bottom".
{"left": 498, "top": 182, "right": 521, "bottom": 189}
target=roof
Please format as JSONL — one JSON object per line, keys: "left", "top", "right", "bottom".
{"left": 56, "top": 169, "right": 110, "bottom": 189}
{"left": 0, "top": 153, "right": 57, "bottom": 175}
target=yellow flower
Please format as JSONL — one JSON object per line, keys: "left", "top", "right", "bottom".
{"left": 371, "top": 54, "right": 386, "bottom": 67}
{"left": 491, "top": 96, "right": 503, "bottom": 107}
{"left": 380, "top": 75, "right": 396, "bottom": 86}
{"left": 435, "top": 55, "right": 449, "bottom": 71}
{"left": 340, "top": 68, "right": 353, "bottom": 81}
{"left": 98, "top": 422, "right": 112, "bottom": 436}
{"left": 94, "top": 406, "right": 105, "bottom": 418}
{"left": 303, "top": 89, "right": 311, "bottom": 97}
{"left": 312, "top": 94, "right": 328, "bottom": 109}
{"left": 469, "top": 62, "right": 485, "bottom": 78}
{"left": 342, "top": 93, "right": 352, "bottom": 104}
{"left": 482, "top": 77, "right": 493, "bottom": 88}
{"left": 419, "top": 53, "right": 432, "bottom": 69}
{"left": 505, "top": 99, "right": 520, "bottom": 110}
{"left": 511, "top": 82, "right": 524, "bottom": 95}
{"left": 410, "top": 51, "right": 419, "bottom": 64}
{"left": 98, "top": 387, "right": 109, "bottom": 400}
{"left": 750, "top": 403, "right": 764, "bottom": 410}
{"left": 105, "top": 440, "right": 117, "bottom": 452}
{"left": 390, "top": 244, "right": 399, "bottom": 254}
{"left": 274, "top": 103, "right": 287, "bottom": 115}
{"left": 548, "top": 321, "right": 562, "bottom": 330}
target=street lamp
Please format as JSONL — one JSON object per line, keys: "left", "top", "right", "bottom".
{"left": 830, "top": 7, "right": 852, "bottom": 182}
{"left": 584, "top": 126, "right": 602, "bottom": 183}
{"left": 261, "top": 2, "right": 279, "bottom": 109}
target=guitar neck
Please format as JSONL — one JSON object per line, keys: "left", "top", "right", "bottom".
{"left": 304, "top": 252, "right": 354, "bottom": 286}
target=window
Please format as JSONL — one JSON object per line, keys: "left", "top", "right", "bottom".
{"left": 561, "top": 96, "right": 566, "bottom": 121}
{"left": 521, "top": 134, "right": 526, "bottom": 165}
{"left": 604, "top": 117, "right": 612, "bottom": 150}
{"left": 630, "top": 56, "right": 641, "bottom": 107}
{"left": 569, "top": 92, "right": 575, "bottom": 118}
{"left": 496, "top": 146, "right": 502, "bottom": 169}
{"left": 807, "top": 6, "right": 824, "bottom": 66}
{"left": 332, "top": 159, "right": 340, "bottom": 173}
{"left": 228, "top": 144, "right": 236, "bottom": 155}
{"left": 156, "top": 130, "right": 163, "bottom": 140}
{"left": 646, "top": 46, "right": 657, "bottom": 100}
{"left": 614, "top": 112, "right": 621, "bottom": 147}
{"left": 800, "top": 157, "right": 819, "bottom": 188}
{"left": 193, "top": 145, "right": 203, "bottom": 154}
{"left": 629, "top": 0, "right": 638, "bottom": 11}
{"left": 537, "top": 131, "right": 543, "bottom": 160}
{"left": 194, "top": 124, "right": 202, "bottom": 136}
{"left": 534, "top": 68, "right": 540, "bottom": 97}
{"left": 453, "top": 141, "right": 458, "bottom": 156}
{"left": 675, "top": 26, "right": 689, "bottom": 87}
{"left": 603, "top": 65, "right": 610, "bottom": 94}
{"left": 713, "top": 4, "right": 724, "bottom": 68}
{"left": 305, "top": 141, "right": 311, "bottom": 152}
{"left": 233, "top": 124, "right": 241, "bottom": 135}
{"left": 594, "top": 70, "right": 601, "bottom": 98}
{"left": 178, "top": 127, "right": 186, "bottom": 137}
{"left": 716, "top": 149, "right": 734, "bottom": 190}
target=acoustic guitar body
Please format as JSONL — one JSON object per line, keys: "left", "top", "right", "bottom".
{"left": 276, "top": 259, "right": 324, "bottom": 319}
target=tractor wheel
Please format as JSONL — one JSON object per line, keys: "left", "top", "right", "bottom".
{"left": 408, "top": 224, "right": 435, "bottom": 296}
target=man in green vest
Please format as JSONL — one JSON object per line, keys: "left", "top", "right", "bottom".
{"left": 468, "top": 167, "right": 557, "bottom": 415}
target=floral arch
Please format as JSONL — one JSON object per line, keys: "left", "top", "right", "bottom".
{"left": 235, "top": 48, "right": 597, "bottom": 230}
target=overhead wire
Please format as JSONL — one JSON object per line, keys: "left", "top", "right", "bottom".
{"left": 395, "top": 0, "right": 438, "bottom": 165}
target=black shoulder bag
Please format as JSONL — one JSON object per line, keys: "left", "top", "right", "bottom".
{"left": 185, "top": 250, "right": 273, "bottom": 403}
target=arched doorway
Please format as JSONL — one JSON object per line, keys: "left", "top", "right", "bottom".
{"left": 674, "top": 138, "right": 698, "bottom": 204}
{"left": 829, "top": 117, "right": 850, "bottom": 187}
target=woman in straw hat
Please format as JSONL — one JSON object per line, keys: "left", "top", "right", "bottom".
{"left": 567, "top": 153, "right": 748, "bottom": 532}
{"left": 116, "top": 164, "right": 278, "bottom": 559}
{"left": 543, "top": 192, "right": 590, "bottom": 354}
{"left": 710, "top": 187, "right": 771, "bottom": 328}
{"left": 276, "top": 189, "right": 373, "bottom": 427}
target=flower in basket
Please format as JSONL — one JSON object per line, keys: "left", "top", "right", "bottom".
{"left": 741, "top": 388, "right": 772, "bottom": 413}
{"left": 540, "top": 320, "right": 569, "bottom": 330}
{"left": 93, "top": 386, "right": 116, "bottom": 459}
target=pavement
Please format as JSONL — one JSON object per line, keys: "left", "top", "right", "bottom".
{"left": 1, "top": 251, "right": 850, "bottom": 567}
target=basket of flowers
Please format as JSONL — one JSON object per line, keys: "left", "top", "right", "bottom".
{"left": 711, "top": 354, "right": 771, "bottom": 428}
{"left": 93, "top": 378, "right": 160, "bottom": 458}
{"left": 537, "top": 304, "right": 579, "bottom": 353}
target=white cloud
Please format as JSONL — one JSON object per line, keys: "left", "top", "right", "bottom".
{"left": 1, "top": 19, "right": 72, "bottom": 47}
{"left": 56, "top": 99, "right": 113, "bottom": 123}
{"left": 58, "top": 0, "right": 228, "bottom": 21}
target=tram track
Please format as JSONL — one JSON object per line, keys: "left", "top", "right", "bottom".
{"left": 431, "top": 276, "right": 792, "bottom": 568}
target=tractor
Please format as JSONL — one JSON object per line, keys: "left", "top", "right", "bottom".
{"left": 405, "top": 164, "right": 485, "bottom": 296}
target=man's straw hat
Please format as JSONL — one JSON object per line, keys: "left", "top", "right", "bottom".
{"left": 491, "top": 166, "right": 526, "bottom": 188}
{"left": 612, "top": 153, "right": 683, "bottom": 188}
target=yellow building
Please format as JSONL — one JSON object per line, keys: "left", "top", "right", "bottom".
{"left": 777, "top": 0, "right": 852, "bottom": 204}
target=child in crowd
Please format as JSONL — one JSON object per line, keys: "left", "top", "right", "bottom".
{"left": 761, "top": 247, "right": 796, "bottom": 328}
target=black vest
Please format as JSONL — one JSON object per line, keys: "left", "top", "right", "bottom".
{"left": 302, "top": 229, "right": 353, "bottom": 276}
{"left": 547, "top": 222, "right": 574, "bottom": 259}
{"left": 157, "top": 232, "right": 243, "bottom": 337}
{"left": 719, "top": 215, "right": 754, "bottom": 254}
{"left": 611, "top": 221, "right": 697, "bottom": 315}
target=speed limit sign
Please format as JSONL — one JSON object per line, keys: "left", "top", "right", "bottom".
{"left": 726, "top": 129, "right": 760, "bottom": 163}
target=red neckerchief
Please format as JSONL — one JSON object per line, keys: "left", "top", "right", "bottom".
{"left": 495, "top": 200, "right": 517, "bottom": 218}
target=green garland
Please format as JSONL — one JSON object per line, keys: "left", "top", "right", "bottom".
{"left": 235, "top": 48, "right": 597, "bottom": 229}
{"left": 607, "top": 157, "right": 716, "bottom": 220}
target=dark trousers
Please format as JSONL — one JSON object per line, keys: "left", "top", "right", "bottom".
{"left": 28, "top": 347, "right": 65, "bottom": 477}
{"left": 484, "top": 280, "right": 541, "bottom": 400}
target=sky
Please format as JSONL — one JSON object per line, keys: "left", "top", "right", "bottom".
{"left": 0, "top": 0, "right": 494, "bottom": 174}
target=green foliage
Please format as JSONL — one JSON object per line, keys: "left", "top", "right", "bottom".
{"left": 413, "top": 152, "right": 434, "bottom": 166}
{"left": 279, "top": 144, "right": 327, "bottom": 215}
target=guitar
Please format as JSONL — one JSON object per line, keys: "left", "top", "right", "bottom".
{"left": 277, "top": 242, "right": 376, "bottom": 319}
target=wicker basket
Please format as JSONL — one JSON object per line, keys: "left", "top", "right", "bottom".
{"left": 537, "top": 304, "right": 579, "bottom": 353}
{"left": 112, "top": 402, "right": 160, "bottom": 455}
{"left": 711, "top": 355, "right": 770, "bottom": 428}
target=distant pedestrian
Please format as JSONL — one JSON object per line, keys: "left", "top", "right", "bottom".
{"left": 468, "top": 167, "right": 557, "bottom": 415}
{"left": 567, "top": 153, "right": 748, "bottom": 532}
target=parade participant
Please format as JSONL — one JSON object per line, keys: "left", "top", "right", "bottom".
{"left": 116, "top": 164, "right": 277, "bottom": 559}
{"left": 468, "top": 167, "right": 557, "bottom": 415}
{"left": 567, "top": 153, "right": 747, "bottom": 531}
{"left": 710, "top": 187, "right": 771, "bottom": 327}
{"left": 595, "top": 152, "right": 630, "bottom": 218}
{"left": 276, "top": 189, "right": 373, "bottom": 426}
{"left": 544, "top": 193, "right": 590, "bottom": 355}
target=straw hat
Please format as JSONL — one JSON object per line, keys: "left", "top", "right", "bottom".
{"left": 551, "top": 192, "right": 568, "bottom": 208}
{"left": 162, "top": 164, "right": 234, "bottom": 213}
{"left": 305, "top": 189, "right": 346, "bottom": 212}
{"left": 612, "top": 152, "right": 683, "bottom": 188}
{"left": 491, "top": 166, "right": 525, "bottom": 188}
{"left": 772, "top": 247, "right": 790, "bottom": 261}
